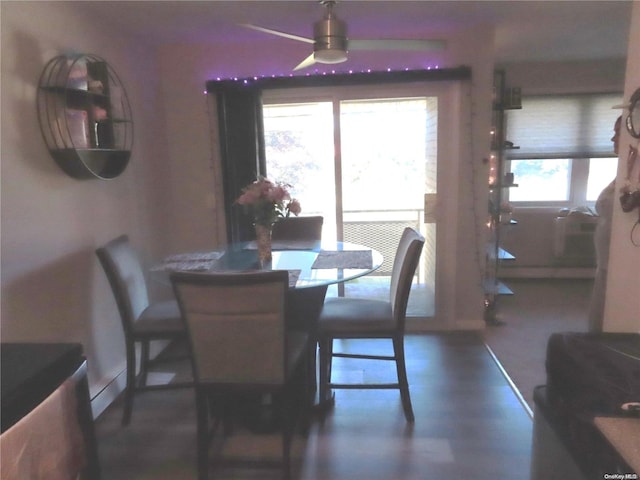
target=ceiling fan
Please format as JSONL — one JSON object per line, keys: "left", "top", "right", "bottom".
{"left": 241, "top": 0, "right": 446, "bottom": 71}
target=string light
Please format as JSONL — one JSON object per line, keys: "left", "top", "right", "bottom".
{"left": 206, "top": 64, "right": 445, "bottom": 88}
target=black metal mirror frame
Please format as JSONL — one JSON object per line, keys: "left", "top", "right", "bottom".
{"left": 625, "top": 87, "right": 640, "bottom": 139}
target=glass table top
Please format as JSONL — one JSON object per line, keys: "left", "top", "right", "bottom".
{"left": 158, "top": 241, "right": 383, "bottom": 290}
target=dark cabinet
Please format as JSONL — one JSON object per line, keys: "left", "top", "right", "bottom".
{"left": 37, "top": 54, "right": 133, "bottom": 179}
{"left": 1, "top": 343, "right": 84, "bottom": 431}
{"left": 1, "top": 343, "right": 101, "bottom": 479}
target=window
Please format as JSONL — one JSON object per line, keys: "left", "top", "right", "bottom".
{"left": 505, "top": 93, "right": 622, "bottom": 205}
{"left": 509, "top": 159, "right": 572, "bottom": 202}
{"left": 586, "top": 157, "right": 618, "bottom": 201}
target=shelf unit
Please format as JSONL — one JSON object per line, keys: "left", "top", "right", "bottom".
{"left": 484, "top": 70, "right": 521, "bottom": 322}
{"left": 36, "top": 54, "right": 133, "bottom": 180}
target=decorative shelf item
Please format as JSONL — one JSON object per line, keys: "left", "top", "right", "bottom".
{"left": 484, "top": 69, "right": 522, "bottom": 323}
{"left": 36, "top": 54, "right": 133, "bottom": 180}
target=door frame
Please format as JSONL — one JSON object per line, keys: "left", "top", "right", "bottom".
{"left": 262, "top": 81, "right": 465, "bottom": 330}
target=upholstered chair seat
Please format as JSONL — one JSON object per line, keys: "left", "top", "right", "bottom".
{"left": 319, "top": 298, "right": 394, "bottom": 333}
{"left": 136, "top": 300, "right": 183, "bottom": 333}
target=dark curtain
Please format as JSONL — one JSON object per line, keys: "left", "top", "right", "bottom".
{"left": 206, "top": 67, "right": 471, "bottom": 244}
{"left": 209, "top": 84, "right": 266, "bottom": 242}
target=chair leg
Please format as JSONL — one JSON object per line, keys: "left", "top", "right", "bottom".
{"left": 308, "top": 340, "right": 317, "bottom": 393}
{"left": 304, "top": 345, "right": 313, "bottom": 412}
{"left": 326, "top": 339, "right": 334, "bottom": 382}
{"left": 139, "top": 339, "right": 150, "bottom": 387}
{"left": 122, "top": 340, "right": 136, "bottom": 426}
{"left": 281, "top": 414, "right": 292, "bottom": 480}
{"left": 222, "top": 394, "right": 233, "bottom": 436}
{"left": 393, "top": 336, "right": 415, "bottom": 423}
{"left": 280, "top": 384, "right": 295, "bottom": 480}
{"left": 206, "top": 391, "right": 229, "bottom": 435}
{"left": 318, "top": 337, "right": 332, "bottom": 404}
{"left": 196, "top": 389, "right": 210, "bottom": 480}
{"left": 295, "top": 350, "right": 312, "bottom": 434}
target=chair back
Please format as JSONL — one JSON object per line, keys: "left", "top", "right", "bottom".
{"left": 389, "top": 228, "right": 425, "bottom": 330}
{"left": 271, "top": 216, "right": 323, "bottom": 242}
{"left": 96, "top": 235, "right": 150, "bottom": 336}
{"left": 170, "top": 270, "right": 290, "bottom": 386}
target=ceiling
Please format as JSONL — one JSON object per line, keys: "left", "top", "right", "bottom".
{"left": 77, "top": 0, "right": 632, "bottom": 64}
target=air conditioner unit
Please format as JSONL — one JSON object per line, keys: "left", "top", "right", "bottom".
{"left": 553, "top": 215, "right": 598, "bottom": 265}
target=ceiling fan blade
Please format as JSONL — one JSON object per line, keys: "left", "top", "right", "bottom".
{"left": 293, "top": 53, "right": 317, "bottom": 71}
{"left": 240, "top": 23, "right": 314, "bottom": 44}
{"left": 349, "top": 39, "right": 447, "bottom": 51}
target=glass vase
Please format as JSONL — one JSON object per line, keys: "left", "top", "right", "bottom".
{"left": 255, "top": 223, "right": 273, "bottom": 264}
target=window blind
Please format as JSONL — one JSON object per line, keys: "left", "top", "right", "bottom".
{"left": 506, "top": 93, "right": 623, "bottom": 159}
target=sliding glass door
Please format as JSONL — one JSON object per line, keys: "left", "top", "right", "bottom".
{"left": 261, "top": 102, "right": 338, "bottom": 238}
{"left": 263, "top": 88, "right": 437, "bottom": 318}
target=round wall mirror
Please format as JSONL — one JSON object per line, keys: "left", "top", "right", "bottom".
{"left": 626, "top": 87, "right": 640, "bottom": 139}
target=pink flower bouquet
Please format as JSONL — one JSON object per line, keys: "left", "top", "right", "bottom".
{"left": 236, "top": 177, "right": 301, "bottom": 226}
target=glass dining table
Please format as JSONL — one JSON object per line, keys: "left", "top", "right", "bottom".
{"left": 156, "top": 239, "right": 383, "bottom": 409}
{"left": 158, "top": 239, "right": 383, "bottom": 290}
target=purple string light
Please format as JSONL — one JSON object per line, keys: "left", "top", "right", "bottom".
{"left": 206, "top": 64, "right": 443, "bottom": 85}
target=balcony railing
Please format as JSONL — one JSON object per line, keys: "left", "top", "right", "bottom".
{"left": 342, "top": 209, "right": 423, "bottom": 278}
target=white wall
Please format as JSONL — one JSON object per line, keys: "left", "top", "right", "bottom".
{"left": 604, "top": 1, "right": 640, "bottom": 333}
{"left": 1, "top": 3, "right": 173, "bottom": 411}
{"left": 156, "top": 45, "right": 224, "bottom": 254}
{"left": 502, "top": 59, "right": 626, "bottom": 96}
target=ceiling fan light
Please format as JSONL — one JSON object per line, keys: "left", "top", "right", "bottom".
{"left": 313, "top": 10, "right": 348, "bottom": 64}
{"left": 314, "top": 48, "right": 348, "bottom": 64}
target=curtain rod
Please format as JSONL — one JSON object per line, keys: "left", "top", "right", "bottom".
{"left": 206, "top": 66, "right": 472, "bottom": 92}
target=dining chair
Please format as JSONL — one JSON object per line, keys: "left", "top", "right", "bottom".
{"left": 96, "top": 235, "right": 190, "bottom": 426}
{"left": 170, "top": 270, "right": 310, "bottom": 480}
{"left": 317, "top": 227, "right": 425, "bottom": 423}
{"left": 271, "top": 215, "right": 323, "bottom": 242}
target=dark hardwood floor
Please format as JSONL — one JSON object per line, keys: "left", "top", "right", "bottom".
{"left": 95, "top": 333, "right": 532, "bottom": 480}
{"left": 483, "top": 278, "right": 592, "bottom": 412}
